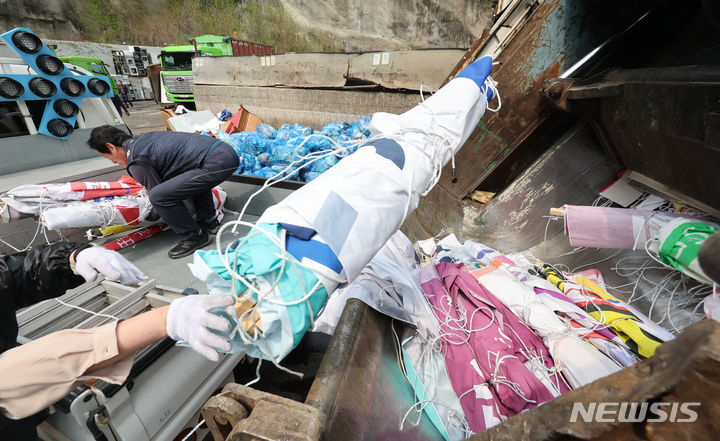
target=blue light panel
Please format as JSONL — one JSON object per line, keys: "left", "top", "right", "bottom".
{"left": 0, "top": 27, "right": 114, "bottom": 139}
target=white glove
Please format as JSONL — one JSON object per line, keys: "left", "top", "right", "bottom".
{"left": 166, "top": 294, "right": 235, "bottom": 362}
{"left": 75, "top": 246, "right": 147, "bottom": 285}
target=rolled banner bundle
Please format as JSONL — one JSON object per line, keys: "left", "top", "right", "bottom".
{"left": 41, "top": 195, "right": 154, "bottom": 230}
{"left": 1, "top": 179, "right": 227, "bottom": 231}
{"left": 562, "top": 205, "right": 719, "bottom": 284}
{"left": 190, "top": 56, "right": 498, "bottom": 362}
{"left": 538, "top": 264, "right": 674, "bottom": 358}
{"left": 649, "top": 218, "right": 718, "bottom": 285}
{"left": 1, "top": 177, "right": 143, "bottom": 203}
{"left": 471, "top": 265, "right": 623, "bottom": 388}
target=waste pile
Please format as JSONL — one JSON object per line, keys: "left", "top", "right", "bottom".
{"left": 306, "top": 169, "right": 719, "bottom": 439}
{"left": 217, "top": 119, "right": 372, "bottom": 182}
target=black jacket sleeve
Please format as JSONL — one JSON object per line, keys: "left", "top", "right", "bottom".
{"left": 128, "top": 157, "right": 162, "bottom": 191}
{"left": 0, "top": 242, "right": 86, "bottom": 353}
{"left": 128, "top": 157, "right": 162, "bottom": 221}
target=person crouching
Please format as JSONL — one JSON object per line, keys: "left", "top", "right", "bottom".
{"left": 88, "top": 126, "right": 239, "bottom": 258}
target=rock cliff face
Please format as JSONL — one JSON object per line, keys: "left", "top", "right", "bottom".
{"left": 0, "top": 0, "right": 83, "bottom": 40}
{"left": 279, "top": 0, "right": 491, "bottom": 50}
{"left": 0, "top": 0, "right": 490, "bottom": 50}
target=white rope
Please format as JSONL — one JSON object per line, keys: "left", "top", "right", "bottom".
{"left": 55, "top": 297, "right": 119, "bottom": 321}
{"left": 180, "top": 418, "right": 206, "bottom": 441}
{"left": 425, "top": 272, "right": 563, "bottom": 403}
{"left": 570, "top": 249, "right": 624, "bottom": 273}
{"left": 394, "top": 325, "right": 474, "bottom": 437}
{"left": 419, "top": 83, "right": 432, "bottom": 102}
{"left": 207, "top": 81, "right": 498, "bottom": 372}
{"left": 243, "top": 357, "right": 264, "bottom": 387}
{"left": 484, "top": 76, "right": 501, "bottom": 112}
{"left": 1, "top": 191, "right": 49, "bottom": 252}
{"left": 179, "top": 389, "right": 236, "bottom": 441}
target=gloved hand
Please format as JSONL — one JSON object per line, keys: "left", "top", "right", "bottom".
{"left": 75, "top": 246, "right": 147, "bottom": 285}
{"left": 165, "top": 294, "right": 235, "bottom": 362}
{"left": 456, "top": 56, "right": 494, "bottom": 100}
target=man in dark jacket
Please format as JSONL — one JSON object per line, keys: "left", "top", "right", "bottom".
{"left": 111, "top": 95, "right": 130, "bottom": 117}
{"left": 88, "top": 126, "right": 240, "bottom": 258}
{"left": 117, "top": 80, "right": 133, "bottom": 109}
{"left": 0, "top": 242, "right": 145, "bottom": 440}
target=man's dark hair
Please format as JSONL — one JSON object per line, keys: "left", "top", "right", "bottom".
{"left": 88, "top": 125, "right": 132, "bottom": 153}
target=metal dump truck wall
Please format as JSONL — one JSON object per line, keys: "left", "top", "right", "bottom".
{"left": 406, "top": 0, "right": 650, "bottom": 242}
{"left": 542, "top": 66, "right": 720, "bottom": 214}
{"left": 203, "top": 299, "right": 446, "bottom": 441}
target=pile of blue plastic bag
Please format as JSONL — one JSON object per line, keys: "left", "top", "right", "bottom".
{"left": 217, "top": 118, "right": 372, "bottom": 182}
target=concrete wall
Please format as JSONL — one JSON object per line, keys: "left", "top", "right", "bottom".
{"left": 194, "top": 53, "right": 349, "bottom": 88}
{"left": 193, "top": 49, "right": 464, "bottom": 92}
{"left": 347, "top": 50, "right": 464, "bottom": 90}
{"left": 194, "top": 85, "right": 421, "bottom": 128}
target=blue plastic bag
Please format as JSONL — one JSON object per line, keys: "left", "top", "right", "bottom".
{"left": 302, "top": 171, "right": 323, "bottom": 182}
{"left": 230, "top": 117, "right": 371, "bottom": 182}
{"left": 218, "top": 131, "right": 260, "bottom": 173}
{"left": 306, "top": 154, "right": 338, "bottom": 173}
{"left": 218, "top": 109, "right": 232, "bottom": 121}
{"left": 304, "top": 135, "right": 335, "bottom": 152}
{"left": 319, "top": 122, "right": 346, "bottom": 138}
{"left": 256, "top": 123, "right": 277, "bottom": 139}
{"left": 268, "top": 143, "right": 309, "bottom": 167}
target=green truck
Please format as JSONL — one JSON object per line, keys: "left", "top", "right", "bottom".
{"left": 57, "top": 55, "right": 119, "bottom": 95}
{"left": 160, "top": 34, "right": 274, "bottom": 104}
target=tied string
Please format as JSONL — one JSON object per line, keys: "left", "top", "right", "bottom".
{"left": 487, "top": 352, "right": 537, "bottom": 404}
{"left": 217, "top": 76, "right": 500, "bottom": 276}
{"left": 510, "top": 279, "right": 603, "bottom": 353}
{"left": 211, "top": 82, "right": 500, "bottom": 381}
{"left": 425, "top": 277, "right": 561, "bottom": 405}
{"left": 199, "top": 82, "right": 499, "bottom": 432}
{"left": 494, "top": 307, "right": 570, "bottom": 395}
{"left": 577, "top": 246, "right": 711, "bottom": 334}
{"left": 1, "top": 189, "right": 52, "bottom": 252}
{"left": 540, "top": 201, "right": 715, "bottom": 335}
{"left": 394, "top": 324, "right": 474, "bottom": 437}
